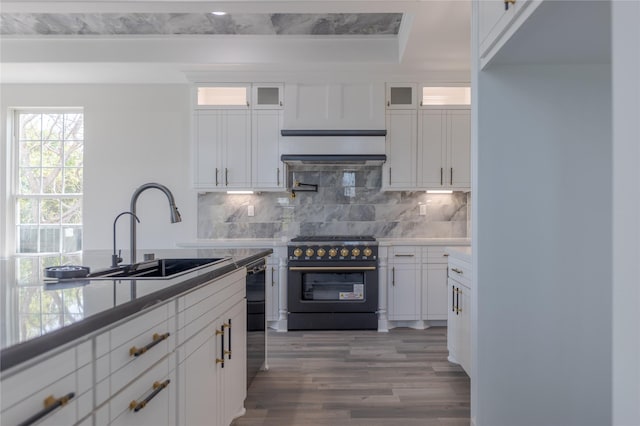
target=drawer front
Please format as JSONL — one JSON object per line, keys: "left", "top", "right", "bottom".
{"left": 109, "top": 355, "right": 174, "bottom": 425}
{"left": 448, "top": 258, "right": 471, "bottom": 288}
{"left": 424, "top": 246, "right": 449, "bottom": 264}
{"left": 179, "top": 269, "right": 246, "bottom": 312}
{"left": 390, "top": 246, "right": 419, "bottom": 264}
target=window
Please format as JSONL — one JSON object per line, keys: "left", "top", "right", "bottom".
{"left": 14, "top": 110, "right": 84, "bottom": 255}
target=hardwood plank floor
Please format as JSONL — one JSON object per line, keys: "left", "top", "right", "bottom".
{"left": 232, "top": 327, "right": 470, "bottom": 426}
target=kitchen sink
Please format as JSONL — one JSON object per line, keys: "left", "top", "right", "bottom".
{"left": 86, "top": 257, "right": 230, "bottom": 280}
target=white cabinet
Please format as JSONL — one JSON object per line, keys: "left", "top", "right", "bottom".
{"left": 252, "top": 84, "right": 283, "bottom": 109}
{"left": 421, "top": 247, "right": 450, "bottom": 321}
{"left": 194, "top": 109, "right": 252, "bottom": 190}
{"left": 478, "top": 0, "right": 541, "bottom": 67}
{"left": 387, "top": 247, "right": 421, "bottom": 321}
{"left": 283, "top": 82, "right": 385, "bottom": 130}
{"left": 252, "top": 110, "right": 284, "bottom": 190}
{"left": 383, "top": 110, "right": 418, "bottom": 190}
{"left": 0, "top": 341, "right": 93, "bottom": 426}
{"left": 386, "top": 83, "right": 418, "bottom": 109}
{"left": 418, "top": 109, "right": 471, "bottom": 190}
{"left": 220, "top": 299, "right": 247, "bottom": 426}
{"left": 447, "top": 254, "right": 472, "bottom": 375}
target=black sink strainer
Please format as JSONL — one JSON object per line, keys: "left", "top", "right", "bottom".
{"left": 44, "top": 265, "right": 91, "bottom": 279}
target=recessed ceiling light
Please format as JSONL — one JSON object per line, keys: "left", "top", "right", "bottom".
{"left": 211, "top": 11, "right": 227, "bottom": 16}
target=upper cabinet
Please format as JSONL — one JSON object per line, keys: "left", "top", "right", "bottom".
{"left": 192, "top": 83, "right": 285, "bottom": 192}
{"left": 386, "top": 83, "right": 418, "bottom": 109}
{"left": 384, "top": 84, "right": 471, "bottom": 191}
{"left": 195, "top": 84, "right": 251, "bottom": 109}
{"left": 283, "top": 82, "right": 385, "bottom": 130}
{"left": 478, "top": 0, "right": 541, "bottom": 68}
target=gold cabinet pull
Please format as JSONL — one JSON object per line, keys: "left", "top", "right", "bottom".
{"left": 17, "top": 393, "right": 75, "bottom": 426}
{"left": 129, "top": 332, "right": 170, "bottom": 357}
{"left": 129, "top": 380, "right": 170, "bottom": 412}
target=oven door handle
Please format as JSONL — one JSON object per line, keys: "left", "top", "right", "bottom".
{"left": 288, "top": 266, "right": 377, "bottom": 272}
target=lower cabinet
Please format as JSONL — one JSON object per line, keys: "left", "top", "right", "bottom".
{"left": 447, "top": 255, "right": 472, "bottom": 375}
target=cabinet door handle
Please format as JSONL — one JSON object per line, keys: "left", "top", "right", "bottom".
{"left": 17, "top": 393, "right": 75, "bottom": 426}
{"left": 443, "top": 253, "right": 449, "bottom": 257}
{"left": 224, "top": 320, "right": 232, "bottom": 359}
{"left": 271, "top": 267, "right": 275, "bottom": 286}
{"left": 389, "top": 168, "right": 392, "bottom": 185}
{"left": 129, "top": 332, "right": 170, "bottom": 357}
{"left": 451, "top": 267, "right": 463, "bottom": 274}
{"left": 216, "top": 326, "right": 225, "bottom": 368}
{"left": 279, "top": 100, "right": 283, "bottom": 107}
{"left": 505, "top": 0, "right": 516, "bottom": 10}
{"left": 246, "top": 101, "right": 250, "bottom": 107}
{"left": 451, "top": 285, "right": 455, "bottom": 312}
{"left": 387, "top": 100, "right": 390, "bottom": 107}
{"left": 440, "top": 167, "right": 443, "bottom": 185}
{"left": 225, "top": 168, "right": 229, "bottom": 186}
{"left": 456, "top": 287, "right": 460, "bottom": 315}
{"left": 215, "top": 168, "right": 219, "bottom": 186}
{"left": 394, "top": 253, "right": 415, "bottom": 257}
{"left": 129, "top": 380, "right": 170, "bottom": 412}
{"left": 277, "top": 168, "right": 280, "bottom": 186}
{"left": 392, "top": 267, "right": 395, "bottom": 286}
{"left": 450, "top": 167, "right": 453, "bottom": 185}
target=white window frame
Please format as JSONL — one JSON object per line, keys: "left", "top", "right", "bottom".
{"left": 10, "top": 108, "right": 84, "bottom": 256}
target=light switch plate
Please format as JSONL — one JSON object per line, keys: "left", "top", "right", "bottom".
{"left": 248, "top": 205, "right": 255, "bottom": 216}
{"left": 419, "top": 204, "right": 427, "bottom": 216}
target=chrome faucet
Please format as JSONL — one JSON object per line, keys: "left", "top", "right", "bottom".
{"left": 129, "top": 183, "right": 182, "bottom": 264}
{"left": 112, "top": 211, "right": 140, "bottom": 267}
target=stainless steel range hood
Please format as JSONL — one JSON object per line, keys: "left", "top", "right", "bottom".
{"left": 280, "top": 129, "right": 386, "bottom": 166}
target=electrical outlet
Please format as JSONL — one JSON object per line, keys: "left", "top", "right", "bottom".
{"left": 419, "top": 204, "right": 427, "bottom": 216}
{"left": 248, "top": 205, "right": 255, "bottom": 217}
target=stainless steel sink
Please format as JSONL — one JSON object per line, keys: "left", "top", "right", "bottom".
{"left": 86, "top": 257, "right": 230, "bottom": 280}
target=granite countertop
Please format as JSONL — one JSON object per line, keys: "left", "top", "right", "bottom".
{"left": 445, "top": 246, "right": 472, "bottom": 263}
{"left": 377, "top": 238, "right": 471, "bottom": 246}
{"left": 0, "top": 247, "right": 272, "bottom": 372}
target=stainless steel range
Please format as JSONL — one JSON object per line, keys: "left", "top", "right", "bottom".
{"left": 287, "top": 235, "right": 379, "bottom": 330}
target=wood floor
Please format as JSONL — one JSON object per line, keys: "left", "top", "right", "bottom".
{"left": 232, "top": 327, "right": 470, "bottom": 426}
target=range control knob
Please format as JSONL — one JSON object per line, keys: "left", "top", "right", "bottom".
{"left": 363, "top": 247, "right": 373, "bottom": 257}
{"left": 351, "top": 248, "right": 361, "bottom": 257}
{"left": 328, "top": 248, "right": 338, "bottom": 257}
{"left": 293, "top": 248, "right": 303, "bottom": 257}
{"left": 317, "top": 248, "right": 326, "bottom": 257}
{"left": 340, "top": 248, "right": 350, "bottom": 257}
{"left": 305, "top": 248, "right": 315, "bottom": 257}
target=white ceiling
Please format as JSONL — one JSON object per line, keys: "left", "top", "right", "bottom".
{"left": 0, "top": 0, "right": 471, "bottom": 84}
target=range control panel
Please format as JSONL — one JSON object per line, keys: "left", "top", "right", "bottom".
{"left": 288, "top": 244, "right": 378, "bottom": 262}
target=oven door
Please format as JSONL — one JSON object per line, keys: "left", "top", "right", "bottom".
{"left": 287, "top": 264, "right": 378, "bottom": 313}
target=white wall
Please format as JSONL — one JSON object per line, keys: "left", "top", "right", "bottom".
{"left": 612, "top": 1, "right": 640, "bottom": 424}
{"left": 475, "top": 64, "right": 612, "bottom": 425}
{"left": 0, "top": 84, "right": 197, "bottom": 254}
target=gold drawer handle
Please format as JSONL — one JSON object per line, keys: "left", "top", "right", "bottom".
{"left": 451, "top": 267, "right": 463, "bottom": 274}
{"left": 130, "top": 332, "right": 170, "bottom": 357}
{"left": 129, "top": 380, "right": 170, "bottom": 412}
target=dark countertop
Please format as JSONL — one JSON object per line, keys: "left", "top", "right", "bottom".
{"left": 0, "top": 248, "right": 272, "bottom": 372}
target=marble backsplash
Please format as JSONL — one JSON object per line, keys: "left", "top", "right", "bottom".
{"left": 198, "top": 166, "right": 469, "bottom": 239}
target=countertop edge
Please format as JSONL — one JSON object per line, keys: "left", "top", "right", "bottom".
{"left": 0, "top": 249, "right": 273, "bottom": 373}
{"left": 445, "top": 246, "right": 472, "bottom": 263}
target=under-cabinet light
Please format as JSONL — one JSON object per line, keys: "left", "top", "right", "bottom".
{"left": 226, "top": 190, "right": 254, "bottom": 195}
{"left": 426, "top": 190, "right": 453, "bottom": 194}
{"left": 211, "top": 11, "right": 227, "bottom": 15}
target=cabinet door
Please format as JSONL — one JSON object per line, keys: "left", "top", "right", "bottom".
{"left": 252, "top": 84, "right": 283, "bottom": 109}
{"left": 447, "top": 110, "right": 471, "bottom": 189}
{"left": 388, "top": 263, "right": 421, "bottom": 320}
{"left": 222, "top": 110, "right": 252, "bottom": 188}
{"left": 447, "top": 278, "right": 459, "bottom": 363}
{"left": 423, "top": 263, "right": 448, "bottom": 320}
{"left": 386, "top": 83, "right": 418, "bottom": 109}
{"left": 252, "top": 110, "right": 284, "bottom": 190}
{"left": 221, "top": 300, "right": 248, "bottom": 426}
{"left": 181, "top": 326, "right": 222, "bottom": 426}
{"left": 194, "top": 110, "right": 222, "bottom": 187}
{"left": 384, "top": 110, "right": 417, "bottom": 190}
{"left": 456, "top": 284, "right": 471, "bottom": 374}
{"left": 418, "top": 110, "right": 446, "bottom": 187}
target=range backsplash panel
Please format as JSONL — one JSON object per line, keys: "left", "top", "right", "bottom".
{"left": 198, "top": 167, "right": 469, "bottom": 239}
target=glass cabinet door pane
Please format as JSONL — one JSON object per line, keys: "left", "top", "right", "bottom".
{"left": 390, "top": 87, "right": 413, "bottom": 105}
{"left": 422, "top": 87, "right": 471, "bottom": 106}
{"left": 257, "top": 87, "right": 280, "bottom": 105}
{"left": 197, "top": 87, "right": 248, "bottom": 106}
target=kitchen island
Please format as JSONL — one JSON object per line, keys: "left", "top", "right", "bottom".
{"left": 0, "top": 247, "right": 272, "bottom": 426}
